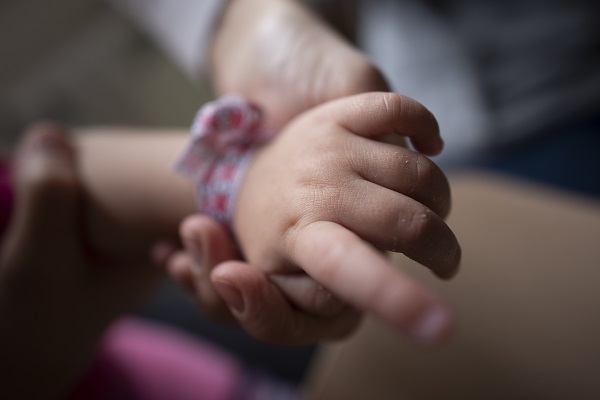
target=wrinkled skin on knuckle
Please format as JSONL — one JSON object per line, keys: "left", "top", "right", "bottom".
{"left": 414, "top": 153, "right": 435, "bottom": 191}
{"left": 379, "top": 92, "right": 404, "bottom": 121}
{"left": 402, "top": 206, "right": 436, "bottom": 250}
{"left": 286, "top": 135, "right": 349, "bottom": 224}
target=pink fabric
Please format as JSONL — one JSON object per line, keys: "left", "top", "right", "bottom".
{"left": 70, "top": 317, "right": 242, "bottom": 400}
{"left": 175, "top": 95, "right": 275, "bottom": 228}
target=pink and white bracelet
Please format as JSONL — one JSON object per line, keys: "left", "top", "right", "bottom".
{"left": 174, "top": 95, "right": 274, "bottom": 229}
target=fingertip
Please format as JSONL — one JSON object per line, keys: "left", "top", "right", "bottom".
{"left": 413, "top": 136, "right": 444, "bottom": 156}
{"left": 434, "top": 242, "right": 462, "bottom": 280}
{"left": 17, "top": 122, "right": 74, "bottom": 164}
{"left": 408, "top": 303, "right": 454, "bottom": 345}
{"left": 179, "top": 214, "right": 209, "bottom": 243}
{"left": 15, "top": 123, "right": 77, "bottom": 191}
{"left": 166, "top": 253, "right": 192, "bottom": 280}
{"left": 10, "top": 123, "right": 80, "bottom": 242}
{"left": 410, "top": 117, "right": 444, "bottom": 156}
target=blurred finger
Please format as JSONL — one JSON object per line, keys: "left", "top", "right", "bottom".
{"left": 289, "top": 221, "right": 454, "bottom": 344}
{"left": 212, "top": 261, "right": 362, "bottom": 344}
{"left": 179, "top": 214, "right": 238, "bottom": 270}
{"left": 176, "top": 215, "right": 238, "bottom": 320}
{"left": 6, "top": 123, "right": 80, "bottom": 255}
{"left": 150, "top": 240, "right": 180, "bottom": 267}
{"left": 166, "top": 251, "right": 198, "bottom": 296}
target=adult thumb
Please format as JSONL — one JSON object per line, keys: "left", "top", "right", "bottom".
{"left": 9, "top": 123, "right": 81, "bottom": 252}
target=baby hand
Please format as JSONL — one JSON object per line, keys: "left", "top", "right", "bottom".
{"left": 233, "top": 92, "right": 461, "bottom": 343}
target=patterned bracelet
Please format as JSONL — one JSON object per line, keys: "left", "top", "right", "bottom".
{"left": 174, "top": 95, "right": 274, "bottom": 229}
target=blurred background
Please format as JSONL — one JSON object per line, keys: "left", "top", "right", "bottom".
{"left": 2, "top": 0, "right": 599, "bottom": 390}
{"left": 0, "top": 0, "right": 314, "bottom": 385}
{"left": 0, "top": 0, "right": 208, "bottom": 146}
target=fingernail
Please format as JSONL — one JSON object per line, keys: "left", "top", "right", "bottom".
{"left": 410, "top": 305, "right": 451, "bottom": 344}
{"left": 214, "top": 280, "right": 245, "bottom": 315}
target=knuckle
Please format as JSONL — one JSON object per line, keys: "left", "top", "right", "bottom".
{"left": 403, "top": 207, "right": 436, "bottom": 247}
{"left": 414, "top": 153, "right": 435, "bottom": 188}
{"left": 380, "top": 92, "right": 403, "bottom": 120}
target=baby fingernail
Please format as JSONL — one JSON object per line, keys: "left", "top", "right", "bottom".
{"left": 410, "top": 305, "right": 451, "bottom": 344}
{"left": 214, "top": 280, "right": 245, "bottom": 315}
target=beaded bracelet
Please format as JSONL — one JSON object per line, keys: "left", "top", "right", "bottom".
{"left": 174, "top": 95, "right": 274, "bottom": 229}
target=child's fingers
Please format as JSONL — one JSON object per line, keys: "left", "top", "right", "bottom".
{"left": 334, "top": 179, "right": 460, "bottom": 279}
{"left": 181, "top": 217, "right": 353, "bottom": 319}
{"left": 150, "top": 240, "right": 180, "bottom": 267}
{"left": 350, "top": 137, "right": 451, "bottom": 218}
{"left": 166, "top": 252, "right": 200, "bottom": 297}
{"left": 179, "top": 214, "right": 239, "bottom": 271}
{"left": 211, "top": 261, "right": 362, "bottom": 344}
{"left": 323, "top": 92, "right": 443, "bottom": 156}
{"left": 289, "top": 220, "right": 454, "bottom": 344}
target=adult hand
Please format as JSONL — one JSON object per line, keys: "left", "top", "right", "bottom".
{"left": 155, "top": 214, "right": 361, "bottom": 344}
{"left": 212, "top": 0, "right": 389, "bottom": 130}
{"left": 0, "top": 124, "right": 162, "bottom": 399}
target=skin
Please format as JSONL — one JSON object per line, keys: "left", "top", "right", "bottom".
{"left": 232, "top": 92, "right": 459, "bottom": 343}
{"left": 0, "top": 125, "right": 162, "bottom": 399}
{"left": 0, "top": 0, "right": 461, "bottom": 351}
{"left": 68, "top": 94, "right": 459, "bottom": 346}
{"left": 161, "top": 93, "right": 460, "bottom": 344}
{"left": 166, "top": 0, "right": 461, "bottom": 344}
{"left": 211, "top": 0, "right": 390, "bottom": 131}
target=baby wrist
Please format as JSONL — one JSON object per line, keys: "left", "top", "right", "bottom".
{"left": 175, "top": 95, "right": 274, "bottom": 230}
